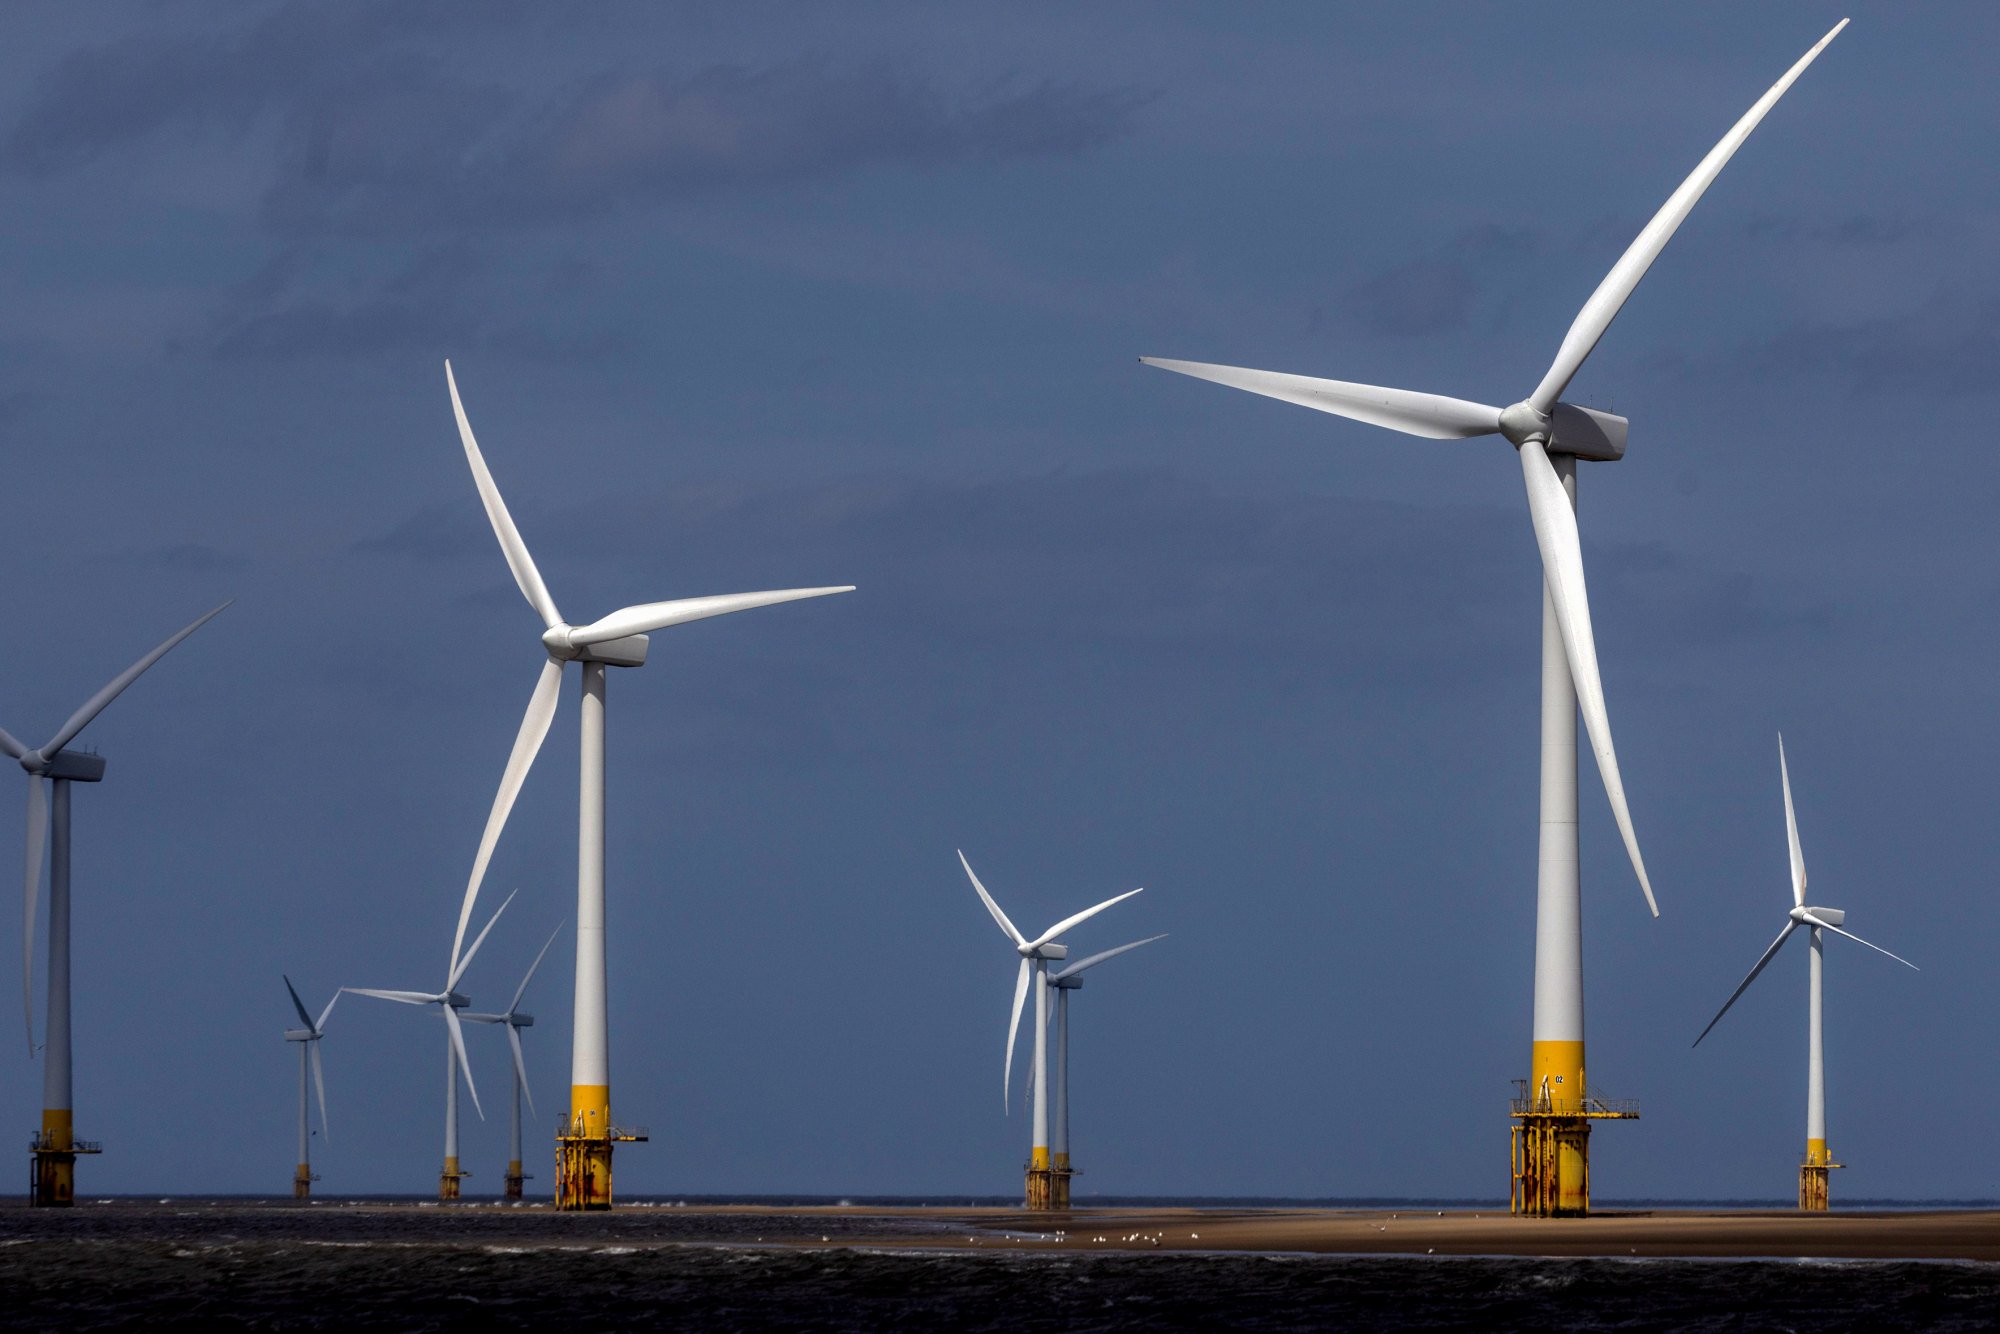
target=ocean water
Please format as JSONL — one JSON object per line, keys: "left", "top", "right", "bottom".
{"left": 3, "top": 1201, "right": 1996, "bottom": 1332}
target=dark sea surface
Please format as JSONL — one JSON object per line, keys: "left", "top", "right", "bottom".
{"left": 3, "top": 1199, "right": 1996, "bottom": 1332}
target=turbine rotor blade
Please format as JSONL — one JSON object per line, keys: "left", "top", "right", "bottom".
{"left": 1779, "top": 734, "right": 1806, "bottom": 907}
{"left": 1519, "top": 441, "right": 1656, "bottom": 915}
{"left": 1139, "top": 359, "right": 1504, "bottom": 440}
{"left": 283, "top": 974, "right": 315, "bottom": 1030}
{"left": 39, "top": 602, "right": 231, "bottom": 759}
{"left": 1050, "top": 934, "right": 1169, "bottom": 982}
{"left": 443, "top": 1005, "right": 483, "bottom": 1120}
{"left": 507, "top": 1023, "right": 535, "bottom": 1119}
{"left": 1144, "top": 358, "right": 1504, "bottom": 440}
{"left": 344, "top": 988, "right": 440, "bottom": 1005}
{"left": 511, "top": 922, "right": 564, "bottom": 1013}
{"left": 451, "top": 888, "right": 519, "bottom": 991}
{"left": 22, "top": 776, "right": 46, "bottom": 1053}
{"left": 564, "top": 587, "right": 855, "bottom": 648}
{"left": 309, "top": 1040, "right": 329, "bottom": 1142}
{"left": 1027, "top": 887, "right": 1145, "bottom": 950}
{"left": 446, "top": 361, "right": 563, "bottom": 630}
{"left": 1003, "top": 956, "right": 1030, "bottom": 1112}
{"left": 1693, "top": 920, "right": 1798, "bottom": 1047}
{"left": 959, "top": 851, "right": 1027, "bottom": 948}
{"left": 314, "top": 990, "right": 341, "bottom": 1033}
{"left": 1527, "top": 20, "right": 1849, "bottom": 414}
{"left": 1805, "top": 915, "right": 1919, "bottom": 971}
{"left": 0, "top": 726, "right": 25, "bottom": 761}
{"left": 450, "top": 660, "right": 562, "bottom": 978}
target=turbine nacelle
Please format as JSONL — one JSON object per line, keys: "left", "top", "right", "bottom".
{"left": 540, "top": 626, "right": 651, "bottom": 668}
{"left": 1018, "top": 942, "right": 1068, "bottom": 961}
{"left": 1793, "top": 905, "right": 1845, "bottom": 927}
{"left": 18, "top": 750, "right": 106, "bottom": 782}
{"left": 283, "top": 1028, "right": 317, "bottom": 1043}
{"left": 1498, "top": 401, "right": 1628, "bottom": 461}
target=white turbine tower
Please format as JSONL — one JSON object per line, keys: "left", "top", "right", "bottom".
{"left": 2, "top": 600, "right": 230, "bottom": 1207}
{"left": 464, "top": 922, "right": 563, "bottom": 1201}
{"left": 444, "top": 361, "right": 853, "bottom": 1210}
{"left": 1140, "top": 21, "right": 1848, "bottom": 1215}
{"left": 282, "top": 976, "right": 338, "bottom": 1199}
{"left": 348, "top": 890, "right": 515, "bottom": 1200}
{"left": 958, "top": 850, "right": 1141, "bottom": 1210}
{"left": 1045, "top": 933, "right": 1166, "bottom": 1208}
{"left": 1692, "top": 735, "right": 1916, "bottom": 1211}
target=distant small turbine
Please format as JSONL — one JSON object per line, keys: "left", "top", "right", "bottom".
{"left": 348, "top": 890, "right": 516, "bottom": 1200}
{"left": 958, "top": 850, "right": 1140, "bottom": 1210}
{"left": 1693, "top": 735, "right": 1916, "bottom": 1211}
{"left": 1047, "top": 934, "right": 1166, "bottom": 1207}
{"left": 1, "top": 601, "right": 229, "bottom": 1207}
{"left": 282, "top": 977, "right": 339, "bottom": 1199}
{"left": 464, "top": 922, "right": 563, "bottom": 1200}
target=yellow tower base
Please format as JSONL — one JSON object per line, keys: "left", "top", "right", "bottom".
{"left": 293, "top": 1163, "right": 316, "bottom": 1199}
{"left": 439, "top": 1157, "right": 466, "bottom": 1201}
{"left": 29, "top": 1112, "right": 99, "bottom": 1208}
{"left": 504, "top": 1159, "right": 527, "bottom": 1201}
{"left": 555, "top": 1097, "right": 646, "bottom": 1212}
{"left": 1510, "top": 1078, "right": 1638, "bottom": 1217}
{"left": 1799, "top": 1140, "right": 1839, "bottom": 1211}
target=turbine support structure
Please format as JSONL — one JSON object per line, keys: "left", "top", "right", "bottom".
{"left": 1510, "top": 457, "right": 1637, "bottom": 1216}
{"left": 555, "top": 662, "right": 647, "bottom": 1208}
{"left": 1799, "top": 924, "right": 1841, "bottom": 1210}
{"left": 30, "top": 777, "right": 101, "bottom": 1206}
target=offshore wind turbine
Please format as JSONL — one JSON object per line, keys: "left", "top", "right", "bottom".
{"left": 959, "top": 850, "right": 1141, "bottom": 1210}
{"left": 2, "top": 601, "right": 230, "bottom": 1207}
{"left": 1045, "top": 933, "right": 1165, "bottom": 1209}
{"left": 444, "top": 361, "right": 852, "bottom": 1210}
{"left": 349, "top": 891, "right": 515, "bottom": 1200}
{"left": 1141, "top": 21, "right": 1848, "bottom": 1215}
{"left": 464, "top": 922, "right": 563, "bottom": 1200}
{"left": 1693, "top": 736, "right": 1916, "bottom": 1210}
{"left": 282, "top": 977, "right": 338, "bottom": 1198}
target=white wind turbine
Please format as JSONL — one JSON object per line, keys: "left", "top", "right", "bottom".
{"left": 2, "top": 600, "right": 230, "bottom": 1206}
{"left": 1141, "top": 22, "right": 1848, "bottom": 1212}
{"left": 958, "top": 850, "right": 1141, "bottom": 1206}
{"left": 1046, "top": 934, "right": 1166, "bottom": 1192}
{"left": 1692, "top": 736, "right": 1915, "bottom": 1209}
{"left": 463, "top": 921, "right": 563, "bottom": 1200}
{"left": 348, "top": 890, "right": 516, "bottom": 1199}
{"left": 444, "top": 362, "right": 852, "bottom": 1208}
{"left": 282, "top": 976, "right": 338, "bottom": 1198}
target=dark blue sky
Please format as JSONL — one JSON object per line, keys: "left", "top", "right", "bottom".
{"left": 1, "top": 2, "right": 1993, "bottom": 1200}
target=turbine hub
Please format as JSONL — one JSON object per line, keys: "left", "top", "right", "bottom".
{"left": 541, "top": 624, "right": 581, "bottom": 660}
{"left": 1498, "top": 401, "right": 1552, "bottom": 447}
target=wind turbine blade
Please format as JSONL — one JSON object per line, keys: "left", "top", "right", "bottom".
{"left": 310, "top": 1040, "right": 329, "bottom": 1142}
{"left": 450, "top": 889, "right": 519, "bottom": 991}
{"left": 1050, "top": 934, "right": 1169, "bottom": 982}
{"left": 446, "top": 360, "right": 563, "bottom": 630}
{"left": 1027, "top": 888, "right": 1146, "bottom": 950}
{"left": 1139, "top": 358, "right": 1504, "bottom": 440}
{"left": 344, "top": 988, "right": 439, "bottom": 1005}
{"left": 959, "top": 851, "right": 1028, "bottom": 948}
{"left": 314, "top": 989, "right": 341, "bottom": 1033}
{"left": 449, "top": 660, "right": 562, "bottom": 979}
{"left": 1805, "top": 916, "right": 1919, "bottom": 971}
{"left": 511, "top": 922, "right": 564, "bottom": 1013}
{"left": 1779, "top": 734, "right": 1806, "bottom": 907}
{"left": 1519, "top": 441, "right": 1656, "bottom": 916}
{"left": 565, "top": 587, "right": 855, "bottom": 647}
{"left": 0, "top": 727, "right": 24, "bottom": 761}
{"left": 38, "top": 602, "right": 231, "bottom": 758}
{"left": 283, "top": 975, "right": 315, "bottom": 1029}
{"left": 507, "top": 1023, "right": 536, "bottom": 1119}
{"left": 22, "top": 776, "right": 46, "bottom": 1052}
{"left": 443, "top": 1005, "right": 483, "bottom": 1120}
{"left": 1693, "top": 920, "right": 1798, "bottom": 1047}
{"left": 1003, "top": 956, "right": 1030, "bottom": 1113}
{"left": 1527, "top": 21, "right": 1848, "bottom": 414}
